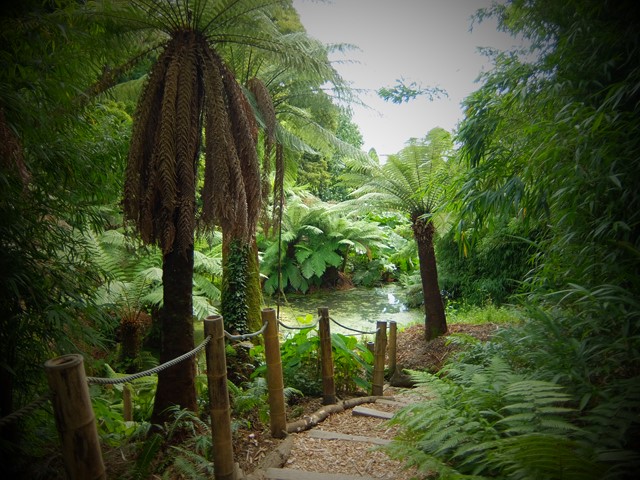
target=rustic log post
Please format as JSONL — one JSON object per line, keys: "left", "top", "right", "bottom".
{"left": 262, "top": 308, "right": 287, "bottom": 438}
{"left": 204, "top": 315, "right": 236, "bottom": 480}
{"left": 366, "top": 341, "right": 375, "bottom": 354}
{"left": 44, "top": 354, "right": 106, "bottom": 480}
{"left": 388, "top": 321, "right": 397, "bottom": 376}
{"left": 372, "top": 321, "right": 387, "bottom": 396}
{"left": 123, "top": 383, "right": 133, "bottom": 422}
{"left": 318, "top": 307, "right": 336, "bottom": 405}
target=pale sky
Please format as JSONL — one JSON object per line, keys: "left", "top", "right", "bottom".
{"left": 292, "top": 0, "right": 520, "bottom": 157}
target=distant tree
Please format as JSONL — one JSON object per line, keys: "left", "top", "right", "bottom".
{"left": 378, "top": 77, "right": 448, "bottom": 104}
{"left": 347, "top": 129, "right": 453, "bottom": 340}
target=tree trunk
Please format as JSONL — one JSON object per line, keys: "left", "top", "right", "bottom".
{"left": 221, "top": 237, "right": 249, "bottom": 334}
{"left": 151, "top": 246, "right": 197, "bottom": 424}
{"left": 246, "top": 237, "right": 263, "bottom": 333}
{"left": 412, "top": 217, "right": 447, "bottom": 341}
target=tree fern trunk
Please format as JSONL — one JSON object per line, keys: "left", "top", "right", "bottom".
{"left": 413, "top": 218, "right": 447, "bottom": 341}
{"left": 220, "top": 235, "right": 263, "bottom": 334}
{"left": 221, "top": 237, "right": 249, "bottom": 334}
{"left": 152, "top": 247, "right": 197, "bottom": 423}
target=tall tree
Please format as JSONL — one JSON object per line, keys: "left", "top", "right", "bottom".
{"left": 221, "top": 15, "right": 362, "bottom": 332}
{"left": 116, "top": 0, "right": 346, "bottom": 421}
{"left": 346, "top": 128, "right": 452, "bottom": 340}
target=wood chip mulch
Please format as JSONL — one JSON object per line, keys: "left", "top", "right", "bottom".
{"left": 238, "top": 323, "right": 502, "bottom": 478}
{"left": 281, "top": 391, "right": 427, "bottom": 480}
{"left": 395, "top": 322, "right": 502, "bottom": 372}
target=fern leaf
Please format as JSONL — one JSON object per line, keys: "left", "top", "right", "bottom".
{"left": 133, "top": 432, "right": 163, "bottom": 480}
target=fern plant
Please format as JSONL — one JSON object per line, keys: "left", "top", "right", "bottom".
{"left": 386, "top": 358, "right": 607, "bottom": 479}
{"left": 91, "top": 228, "right": 221, "bottom": 328}
{"left": 228, "top": 376, "right": 302, "bottom": 431}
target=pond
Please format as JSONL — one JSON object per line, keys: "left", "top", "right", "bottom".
{"left": 264, "top": 283, "right": 424, "bottom": 336}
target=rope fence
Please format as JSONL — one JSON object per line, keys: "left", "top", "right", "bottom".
{"left": 329, "top": 316, "right": 379, "bottom": 335}
{"left": 278, "top": 316, "right": 320, "bottom": 330}
{"left": 276, "top": 313, "right": 382, "bottom": 336}
{"left": 15, "top": 307, "right": 396, "bottom": 480}
{"left": 0, "top": 394, "right": 50, "bottom": 428}
{"left": 87, "top": 335, "right": 211, "bottom": 385}
{"left": 224, "top": 321, "right": 268, "bottom": 341}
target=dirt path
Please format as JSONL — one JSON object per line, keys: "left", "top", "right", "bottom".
{"left": 242, "top": 386, "right": 430, "bottom": 479}
{"left": 239, "top": 323, "right": 501, "bottom": 479}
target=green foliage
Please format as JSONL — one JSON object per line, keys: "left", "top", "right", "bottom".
{"left": 378, "top": 77, "right": 448, "bottom": 104}
{"left": 436, "top": 219, "right": 535, "bottom": 306}
{"left": 456, "top": 0, "right": 640, "bottom": 372}
{"left": 273, "top": 327, "right": 322, "bottom": 396}
{"left": 228, "top": 376, "right": 302, "bottom": 430}
{"left": 260, "top": 194, "right": 388, "bottom": 293}
{"left": 387, "top": 359, "right": 611, "bottom": 479}
{"left": 1, "top": 19, "right": 133, "bottom": 453}
{"left": 93, "top": 229, "right": 220, "bottom": 322}
{"left": 331, "top": 333, "right": 374, "bottom": 393}
{"left": 134, "top": 433, "right": 164, "bottom": 480}
{"left": 91, "top": 365, "right": 158, "bottom": 426}
{"left": 149, "top": 407, "right": 214, "bottom": 480}
{"left": 351, "top": 258, "right": 397, "bottom": 287}
{"left": 445, "top": 303, "right": 523, "bottom": 326}
{"left": 295, "top": 109, "right": 364, "bottom": 202}
{"left": 221, "top": 240, "right": 250, "bottom": 333}
{"left": 254, "top": 326, "right": 372, "bottom": 396}
{"left": 441, "top": 4, "right": 640, "bottom": 477}
{"left": 346, "top": 130, "right": 452, "bottom": 220}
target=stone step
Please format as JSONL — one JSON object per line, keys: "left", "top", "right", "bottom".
{"left": 352, "top": 405, "right": 394, "bottom": 419}
{"left": 307, "top": 429, "right": 392, "bottom": 445}
{"left": 266, "top": 467, "right": 375, "bottom": 479}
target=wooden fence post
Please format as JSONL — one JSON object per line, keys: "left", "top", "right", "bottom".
{"left": 204, "top": 315, "right": 236, "bottom": 480}
{"left": 318, "top": 307, "right": 336, "bottom": 405}
{"left": 123, "top": 383, "right": 133, "bottom": 422}
{"left": 372, "top": 321, "right": 387, "bottom": 396}
{"left": 44, "top": 354, "right": 106, "bottom": 480}
{"left": 262, "top": 308, "right": 287, "bottom": 438}
{"left": 388, "top": 321, "right": 397, "bottom": 376}
{"left": 366, "top": 341, "right": 375, "bottom": 354}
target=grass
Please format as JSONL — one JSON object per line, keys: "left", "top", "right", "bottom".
{"left": 445, "top": 301, "right": 524, "bottom": 325}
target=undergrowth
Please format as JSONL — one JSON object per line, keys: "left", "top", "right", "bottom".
{"left": 386, "top": 335, "right": 640, "bottom": 479}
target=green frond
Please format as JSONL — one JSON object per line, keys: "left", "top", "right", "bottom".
{"left": 492, "top": 433, "right": 604, "bottom": 480}
{"left": 193, "top": 250, "right": 222, "bottom": 275}
{"left": 386, "top": 357, "right": 607, "bottom": 478}
{"left": 193, "top": 273, "right": 220, "bottom": 302}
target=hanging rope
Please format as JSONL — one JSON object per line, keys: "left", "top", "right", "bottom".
{"left": 86, "top": 335, "right": 211, "bottom": 385}
{"left": 278, "top": 316, "right": 320, "bottom": 330}
{"left": 330, "top": 317, "right": 380, "bottom": 335}
{"left": 224, "top": 321, "right": 268, "bottom": 341}
{"left": 0, "top": 394, "right": 51, "bottom": 428}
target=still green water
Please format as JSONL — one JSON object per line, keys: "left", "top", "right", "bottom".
{"left": 264, "top": 284, "right": 423, "bottom": 336}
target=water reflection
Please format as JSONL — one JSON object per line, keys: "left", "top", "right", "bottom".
{"left": 266, "top": 284, "right": 423, "bottom": 335}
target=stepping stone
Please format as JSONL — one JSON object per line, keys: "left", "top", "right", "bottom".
{"left": 266, "top": 467, "right": 375, "bottom": 479}
{"left": 352, "top": 405, "right": 394, "bottom": 419}
{"left": 375, "top": 398, "right": 409, "bottom": 408}
{"left": 308, "top": 429, "right": 392, "bottom": 445}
